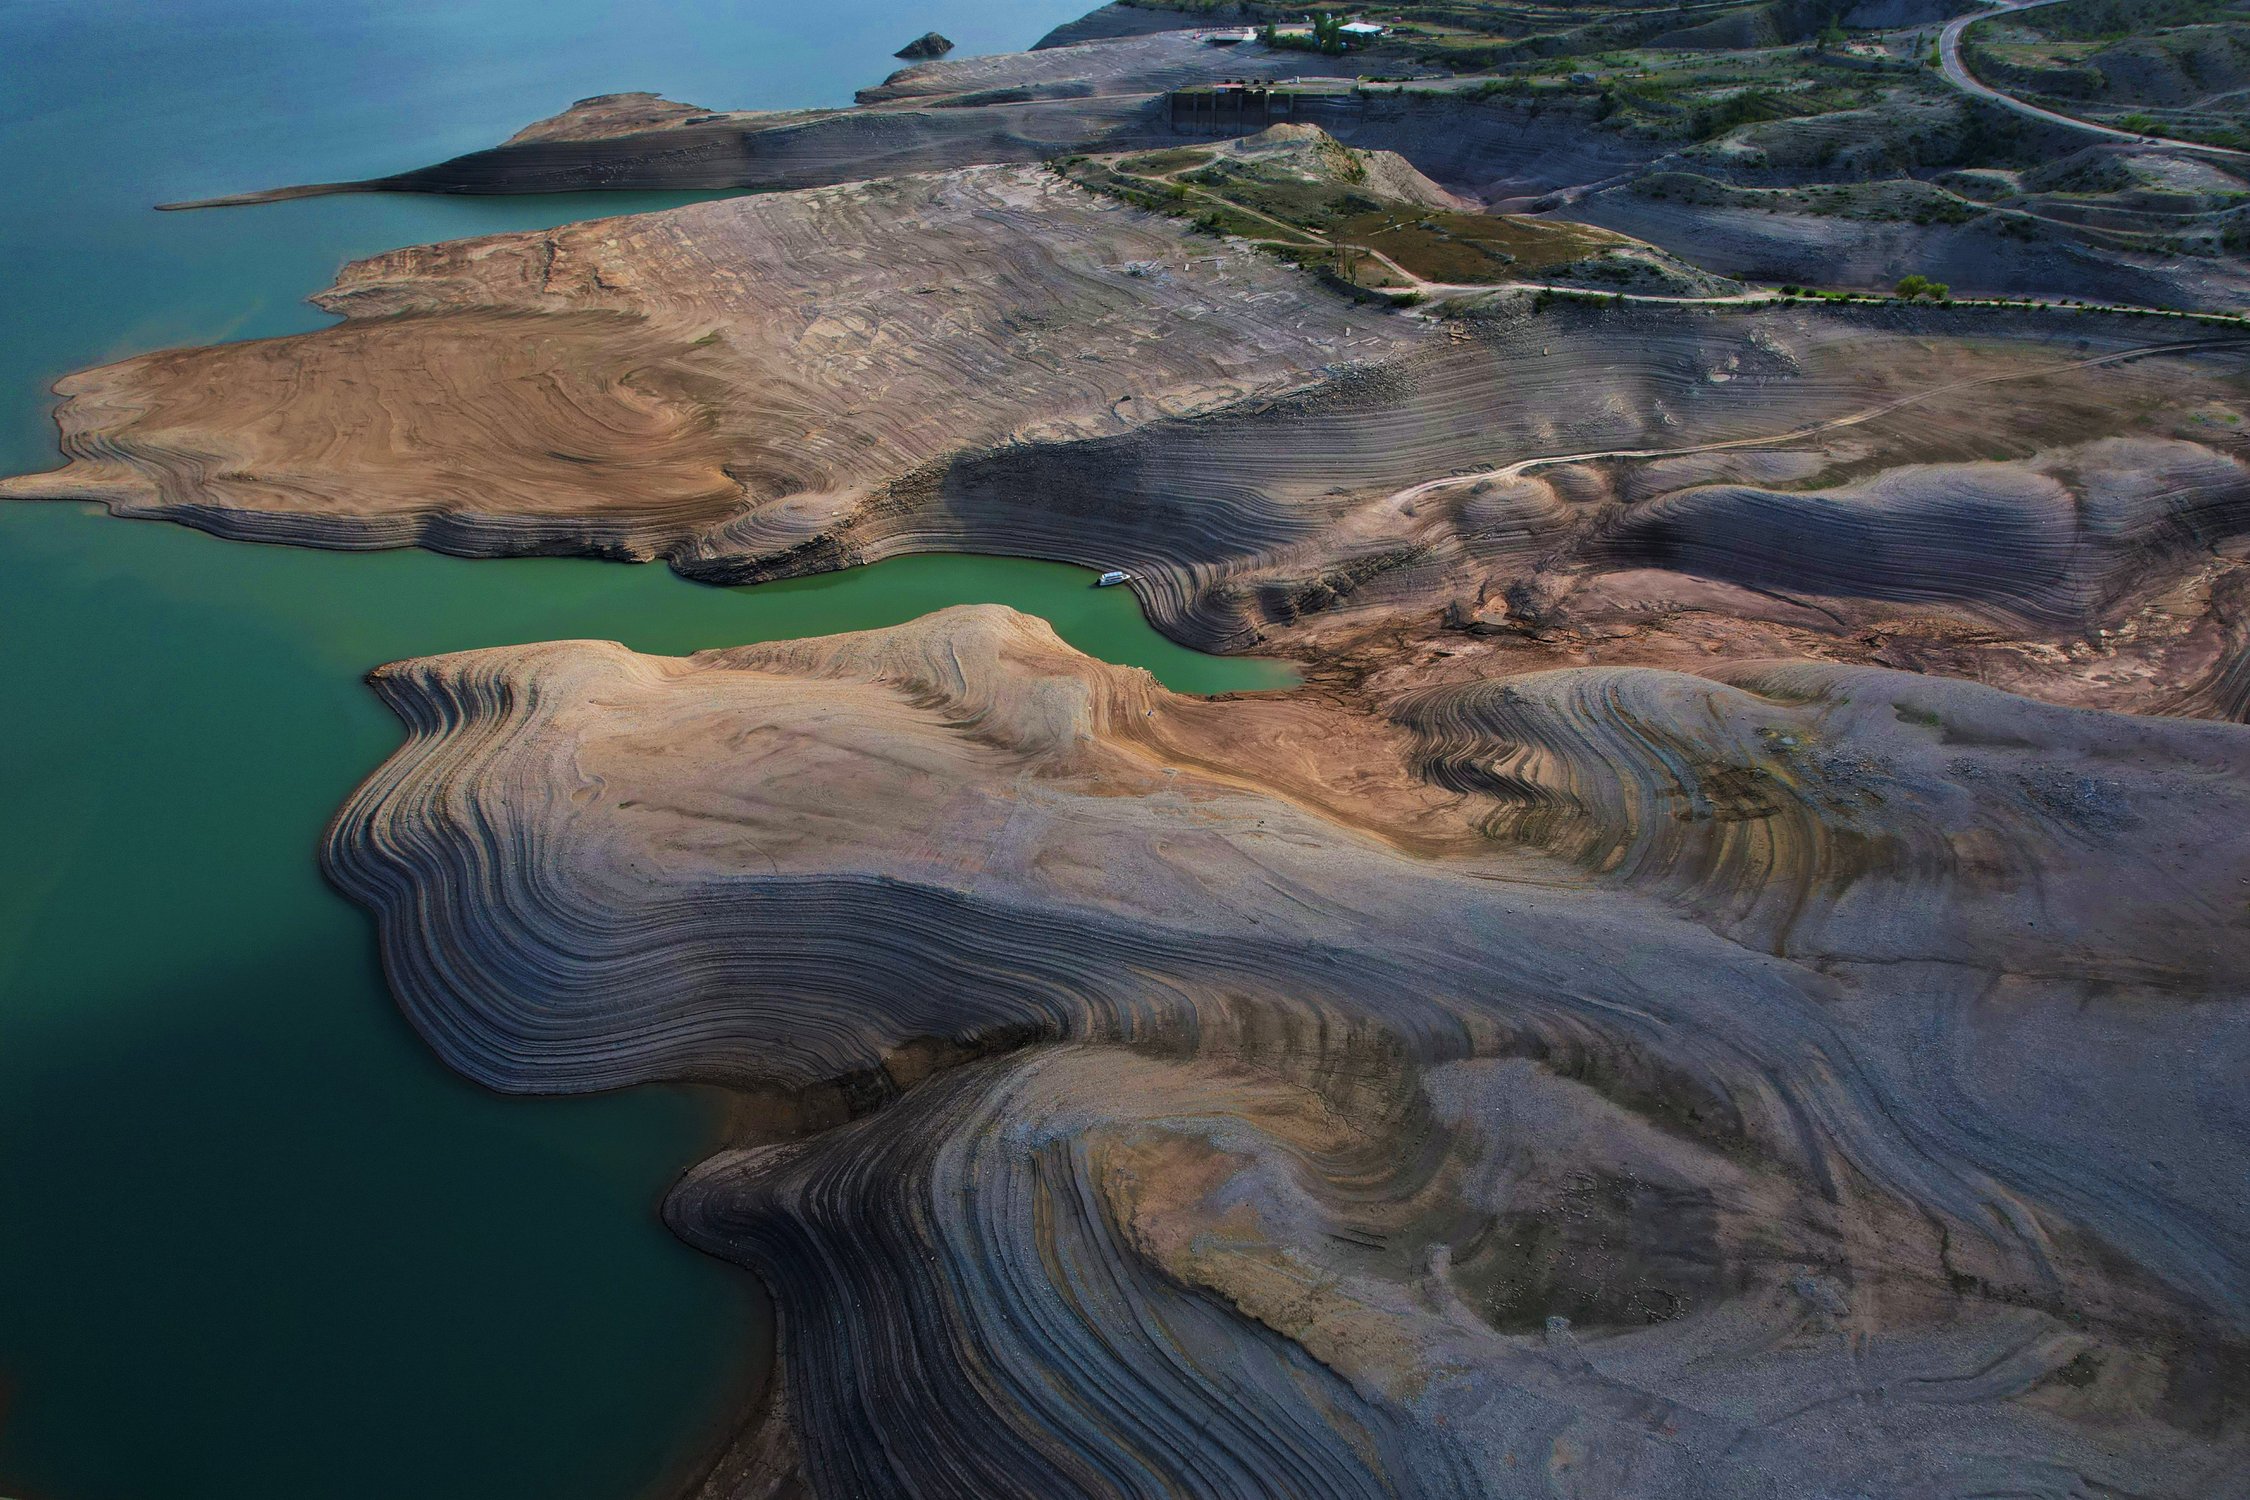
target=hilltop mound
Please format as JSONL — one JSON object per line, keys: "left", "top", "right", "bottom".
{"left": 502, "top": 91, "right": 724, "bottom": 145}
{"left": 1211, "top": 123, "right": 1474, "bottom": 212}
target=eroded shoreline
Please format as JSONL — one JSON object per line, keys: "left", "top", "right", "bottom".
{"left": 14, "top": 2, "right": 2250, "bottom": 1495}
{"left": 329, "top": 606, "right": 2250, "bottom": 1497}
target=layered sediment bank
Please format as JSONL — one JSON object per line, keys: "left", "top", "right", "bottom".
{"left": 4, "top": 165, "right": 1411, "bottom": 570}
{"left": 328, "top": 605, "right": 2250, "bottom": 1498}
{"left": 9, "top": 165, "right": 2250, "bottom": 717}
{"left": 15, "top": 9, "right": 2250, "bottom": 1492}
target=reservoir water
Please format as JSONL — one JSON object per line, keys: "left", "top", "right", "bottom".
{"left": 0, "top": 4, "right": 1289, "bottom": 1498}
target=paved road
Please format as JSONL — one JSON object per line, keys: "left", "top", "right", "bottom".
{"left": 1937, "top": 0, "right": 2250, "bottom": 161}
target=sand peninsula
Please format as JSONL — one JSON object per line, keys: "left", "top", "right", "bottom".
{"left": 12, "top": 1, "right": 2250, "bottom": 1495}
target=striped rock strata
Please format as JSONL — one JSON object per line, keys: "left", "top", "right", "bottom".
{"left": 328, "top": 605, "right": 2250, "bottom": 1499}
{"left": 3, "top": 165, "right": 1410, "bottom": 565}
{"left": 10, "top": 161, "right": 2250, "bottom": 717}
{"left": 38, "top": 154, "right": 1431, "bottom": 582}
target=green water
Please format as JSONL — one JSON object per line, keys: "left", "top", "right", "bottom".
{"left": 0, "top": 516, "right": 1284, "bottom": 1500}
{"left": 0, "top": 3, "right": 1289, "bottom": 1498}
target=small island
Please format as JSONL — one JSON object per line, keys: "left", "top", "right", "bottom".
{"left": 893, "top": 29, "right": 953, "bottom": 60}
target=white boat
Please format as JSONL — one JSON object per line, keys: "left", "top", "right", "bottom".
{"left": 1097, "top": 570, "right": 1134, "bottom": 587}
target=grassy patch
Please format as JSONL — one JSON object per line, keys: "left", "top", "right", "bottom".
{"left": 1117, "top": 147, "right": 1215, "bottom": 176}
{"left": 1339, "top": 208, "right": 1626, "bottom": 282}
{"left": 1069, "top": 142, "right": 1647, "bottom": 291}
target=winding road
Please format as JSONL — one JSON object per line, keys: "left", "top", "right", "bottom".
{"left": 1937, "top": 0, "right": 2250, "bottom": 161}
{"left": 1381, "top": 332, "right": 2250, "bottom": 509}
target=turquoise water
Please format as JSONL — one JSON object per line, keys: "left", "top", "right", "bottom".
{"left": 0, "top": 4, "right": 1288, "bottom": 1499}
{"left": 2, "top": 0, "right": 1094, "bottom": 464}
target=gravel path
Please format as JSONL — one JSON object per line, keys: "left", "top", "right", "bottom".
{"left": 1938, "top": 0, "right": 2250, "bottom": 161}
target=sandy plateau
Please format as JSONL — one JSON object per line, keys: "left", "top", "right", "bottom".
{"left": 14, "top": 3, "right": 2250, "bottom": 1496}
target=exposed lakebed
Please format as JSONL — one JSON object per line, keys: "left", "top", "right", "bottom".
{"left": 0, "top": 3, "right": 1286, "bottom": 1498}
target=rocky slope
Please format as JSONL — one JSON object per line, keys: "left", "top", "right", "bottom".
{"left": 2, "top": 166, "right": 1412, "bottom": 565}
{"left": 327, "top": 605, "right": 2250, "bottom": 1498}
{"left": 11, "top": 164, "right": 2250, "bottom": 720}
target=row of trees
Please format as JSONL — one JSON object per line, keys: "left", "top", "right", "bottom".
{"left": 1775, "top": 276, "right": 1951, "bottom": 300}
{"left": 1259, "top": 14, "right": 1355, "bottom": 55}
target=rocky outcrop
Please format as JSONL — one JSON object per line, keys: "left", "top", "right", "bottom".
{"left": 327, "top": 605, "right": 2250, "bottom": 1499}
{"left": 893, "top": 31, "right": 953, "bottom": 61}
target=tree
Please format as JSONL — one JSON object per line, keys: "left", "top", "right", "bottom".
{"left": 1311, "top": 12, "right": 1350, "bottom": 54}
{"left": 1896, "top": 273, "right": 1950, "bottom": 301}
